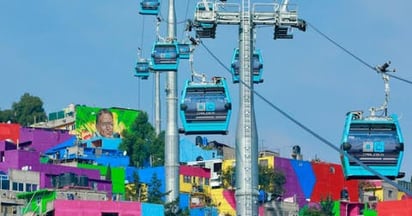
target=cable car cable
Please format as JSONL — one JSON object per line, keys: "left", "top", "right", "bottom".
{"left": 307, "top": 21, "right": 412, "bottom": 86}
{"left": 200, "top": 41, "right": 412, "bottom": 197}
{"left": 139, "top": 16, "right": 145, "bottom": 50}
{"left": 307, "top": 22, "right": 375, "bottom": 71}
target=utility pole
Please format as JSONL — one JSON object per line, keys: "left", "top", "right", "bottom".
{"left": 154, "top": 71, "right": 161, "bottom": 135}
{"left": 164, "top": 0, "right": 179, "bottom": 206}
{"left": 235, "top": 1, "right": 259, "bottom": 215}
{"left": 193, "top": 1, "right": 305, "bottom": 214}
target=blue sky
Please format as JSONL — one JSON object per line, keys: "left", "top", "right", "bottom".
{"left": 1, "top": 1, "right": 411, "bottom": 179}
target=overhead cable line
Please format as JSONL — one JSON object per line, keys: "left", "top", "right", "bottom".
{"left": 308, "top": 22, "right": 412, "bottom": 85}
{"left": 200, "top": 41, "right": 412, "bottom": 197}
{"left": 139, "top": 16, "right": 145, "bottom": 50}
{"left": 180, "top": 0, "right": 191, "bottom": 39}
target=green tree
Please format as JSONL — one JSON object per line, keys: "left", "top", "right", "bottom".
{"left": 105, "top": 165, "right": 112, "bottom": 181}
{"left": 302, "top": 206, "right": 323, "bottom": 216}
{"left": 0, "top": 109, "right": 15, "bottom": 123}
{"left": 262, "top": 166, "right": 286, "bottom": 197}
{"left": 147, "top": 173, "right": 167, "bottom": 204}
{"left": 0, "top": 93, "right": 46, "bottom": 125}
{"left": 164, "top": 198, "right": 190, "bottom": 216}
{"left": 222, "top": 164, "right": 286, "bottom": 196}
{"left": 148, "top": 131, "right": 165, "bottom": 166}
{"left": 125, "top": 171, "right": 148, "bottom": 201}
{"left": 222, "top": 165, "right": 235, "bottom": 189}
{"left": 301, "top": 195, "right": 335, "bottom": 216}
{"left": 119, "top": 112, "right": 164, "bottom": 167}
{"left": 319, "top": 195, "right": 335, "bottom": 216}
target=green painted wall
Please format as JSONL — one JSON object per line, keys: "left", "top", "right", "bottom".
{"left": 18, "top": 190, "right": 56, "bottom": 215}
{"left": 333, "top": 201, "right": 340, "bottom": 216}
{"left": 78, "top": 163, "right": 125, "bottom": 195}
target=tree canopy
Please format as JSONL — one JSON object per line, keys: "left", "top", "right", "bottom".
{"left": 0, "top": 93, "right": 47, "bottom": 126}
{"left": 222, "top": 164, "right": 286, "bottom": 197}
{"left": 119, "top": 111, "right": 165, "bottom": 167}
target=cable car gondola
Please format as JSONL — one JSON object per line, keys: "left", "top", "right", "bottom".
{"left": 194, "top": 22, "right": 217, "bottom": 38}
{"left": 150, "top": 41, "right": 179, "bottom": 71}
{"left": 230, "top": 48, "right": 263, "bottom": 83}
{"left": 180, "top": 77, "right": 232, "bottom": 135}
{"left": 178, "top": 43, "right": 191, "bottom": 60}
{"left": 340, "top": 111, "right": 404, "bottom": 180}
{"left": 139, "top": 0, "right": 160, "bottom": 15}
{"left": 134, "top": 59, "right": 150, "bottom": 80}
{"left": 193, "top": 1, "right": 217, "bottom": 38}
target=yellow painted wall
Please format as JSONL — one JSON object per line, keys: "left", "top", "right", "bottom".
{"left": 179, "top": 175, "right": 212, "bottom": 194}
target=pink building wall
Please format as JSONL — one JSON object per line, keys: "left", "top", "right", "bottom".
{"left": 54, "top": 200, "right": 142, "bottom": 216}
{"left": 180, "top": 165, "right": 210, "bottom": 178}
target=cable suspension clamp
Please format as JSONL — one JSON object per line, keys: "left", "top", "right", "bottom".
{"left": 369, "top": 61, "right": 396, "bottom": 117}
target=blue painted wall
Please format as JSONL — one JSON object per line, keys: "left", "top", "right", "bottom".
{"left": 179, "top": 138, "right": 220, "bottom": 163}
{"left": 290, "top": 159, "right": 315, "bottom": 200}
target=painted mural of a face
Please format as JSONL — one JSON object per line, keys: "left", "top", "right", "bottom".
{"left": 96, "top": 109, "right": 114, "bottom": 138}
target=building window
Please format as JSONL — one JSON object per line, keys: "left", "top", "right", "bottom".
{"left": 101, "top": 213, "right": 119, "bottom": 216}
{"left": 388, "top": 190, "right": 393, "bottom": 198}
{"left": 259, "top": 159, "right": 268, "bottom": 167}
{"left": 26, "top": 183, "right": 32, "bottom": 192}
{"left": 18, "top": 183, "right": 24, "bottom": 191}
{"left": 0, "top": 174, "right": 8, "bottom": 180}
{"left": 205, "top": 178, "right": 209, "bottom": 186}
{"left": 25, "top": 183, "right": 37, "bottom": 192}
{"left": 199, "top": 177, "right": 204, "bottom": 185}
{"left": 184, "top": 176, "right": 191, "bottom": 183}
{"left": 12, "top": 182, "right": 18, "bottom": 191}
{"left": 1, "top": 179, "right": 9, "bottom": 190}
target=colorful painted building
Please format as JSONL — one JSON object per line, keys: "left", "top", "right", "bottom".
{"left": 0, "top": 120, "right": 410, "bottom": 215}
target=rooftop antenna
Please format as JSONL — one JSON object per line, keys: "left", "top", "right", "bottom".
{"left": 369, "top": 61, "right": 396, "bottom": 117}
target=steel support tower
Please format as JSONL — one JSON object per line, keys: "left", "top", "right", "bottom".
{"left": 165, "top": 0, "right": 179, "bottom": 205}
{"left": 164, "top": 0, "right": 305, "bottom": 214}
{"left": 211, "top": 1, "right": 304, "bottom": 214}
{"left": 235, "top": 1, "right": 259, "bottom": 215}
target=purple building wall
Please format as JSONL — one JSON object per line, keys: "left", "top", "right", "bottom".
{"left": 19, "top": 127, "right": 74, "bottom": 154}
{"left": 275, "top": 157, "right": 307, "bottom": 208}
{"left": 0, "top": 126, "right": 114, "bottom": 197}
{"left": 0, "top": 140, "right": 21, "bottom": 151}
{"left": 0, "top": 150, "right": 41, "bottom": 171}
{"left": 39, "top": 164, "right": 112, "bottom": 195}
{"left": 0, "top": 148, "right": 112, "bottom": 195}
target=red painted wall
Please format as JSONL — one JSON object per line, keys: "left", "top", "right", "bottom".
{"left": 311, "top": 162, "right": 359, "bottom": 202}
{"left": 377, "top": 199, "right": 412, "bottom": 216}
{"left": 0, "top": 123, "right": 20, "bottom": 144}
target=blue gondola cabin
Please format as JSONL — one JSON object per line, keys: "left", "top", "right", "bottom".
{"left": 139, "top": 0, "right": 160, "bottom": 15}
{"left": 134, "top": 59, "right": 150, "bottom": 80}
{"left": 178, "top": 43, "right": 191, "bottom": 60}
{"left": 340, "top": 111, "right": 404, "bottom": 180}
{"left": 150, "top": 42, "right": 179, "bottom": 71}
{"left": 180, "top": 77, "right": 232, "bottom": 135}
{"left": 230, "top": 48, "right": 263, "bottom": 83}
